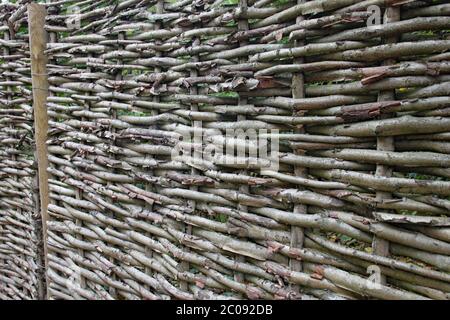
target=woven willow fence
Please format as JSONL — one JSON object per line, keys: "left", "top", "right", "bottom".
{"left": 0, "top": 1, "right": 45, "bottom": 300}
{"left": 1, "top": 0, "right": 450, "bottom": 300}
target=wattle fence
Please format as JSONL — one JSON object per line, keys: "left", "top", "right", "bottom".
{"left": 0, "top": 1, "right": 45, "bottom": 300}
{"left": 1, "top": 0, "right": 450, "bottom": 300}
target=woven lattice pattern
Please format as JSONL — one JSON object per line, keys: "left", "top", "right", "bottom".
{"left": 0, "top": 1, "right": 45, "bottom": 300}
{"left": 1, "top": 0, "right": 450, "bottom": 300}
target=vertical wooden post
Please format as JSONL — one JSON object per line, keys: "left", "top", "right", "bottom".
{"left": 234, "top": 0, "right": 249, "bottom": 288}
{"left": 28, "top": 2, "right": 49, "bottom": 298}
{"left": 290, "top": 0, "right": 307, "bottom": 296}
{"left": 372, "top": 5, "right": 400, "bottom": 286}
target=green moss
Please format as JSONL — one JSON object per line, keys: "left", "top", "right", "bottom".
{"left": 117, "top": 110, "right": 148, "bottom": 116}
{"left": 215, "top": 213, "right": 229, "bottom": 223}
{"left": 210, "top": 92, "right": 239, "bottom": 98}
{"left": 222, "top": 0, "right": 239, "bottom": 6}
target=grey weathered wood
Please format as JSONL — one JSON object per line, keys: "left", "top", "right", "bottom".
{"left": 290, "top": 0, "right": 308, "bottom": 295}
{"left": 372, "top": 5, "right": 401, "bottom": 285}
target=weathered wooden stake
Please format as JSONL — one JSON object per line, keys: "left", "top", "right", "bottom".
{"left": 372, "top": 5, "right": 401, "bottom": 286}
{"left": 28, "top": 2, "right": 49, "bottom": 299}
